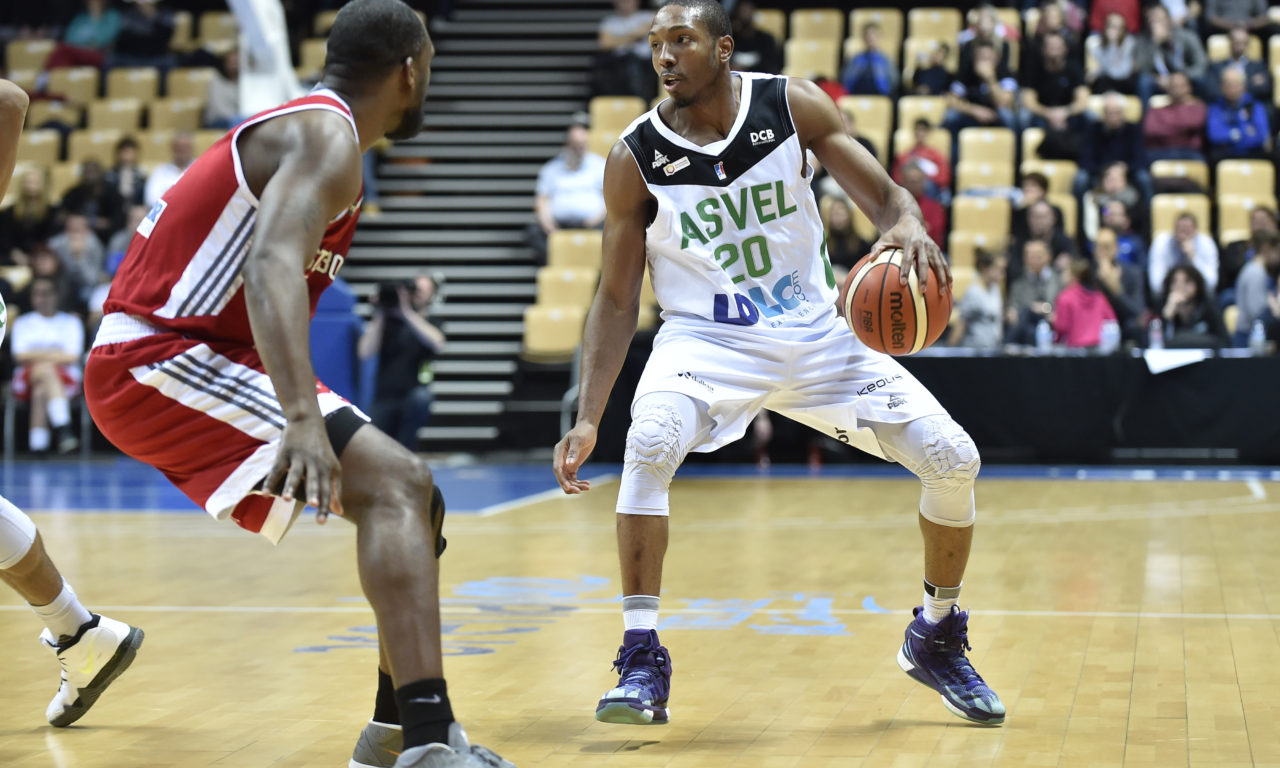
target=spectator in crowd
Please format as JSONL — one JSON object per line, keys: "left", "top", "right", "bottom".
{"left": 107, "top": 0, "right": 176, "bottom": 72}
{"left": 1158, "top": 263, "right": 1228, "bottom": 346}
{"left": 820, "top": 196, "right": 869, "bottom": 272}
{"left": 0, "top": 169, "right": 57, "bottom": 265}
{"left": 47, "top": 212, "right": 103, "bottom": 309}
{"left": 1162, "top": 0, "right": 1196, "bottom": 29}
{"left": 358, "top": 274, "right": 445, "bottom": 451}
{"left": 143, "top": 131, "right": 195, "bottom": 206}
{"left": 88, "top": 204, "right": 142, "bottom": 334}
{"left": 1085, "top": 13, "right": 1139, "bottom": 93}
{"left": 1009, "top": 200, "right": 1077, "bottom": 282}
{"left": 1053, "top": 258, "right": 1118, "bottom": 347}
{"left": 1006, "top": 238, "right": 1064, "bottom": 344}
{"left": 1203, "top": 0, "right": 1272, "bottom": 35}
{"left": 842, "top": 22, "right": 896, "bottom": 96}
{"left": 841, "top": 109, "right": 879, "bottom": 161}
{"left": 203, "top": 48, "right": 243, "bottom": 129}
{"left": 592, "top": 0, "right": 655, "bottom": 99}
{"left": 103, "top": 137, "right": 146, "bottom": 207}
{"left": 813, "top": 111, "right": 879, "bottom": 201}
{"left": 1011, "top": 171, "right": 1063, "bottom": 241}
{"left": 1220, "top": 206, "right": 1278, "bottom": 292}
{"left": 950, "top": 248, "right": 1006, "bottom": 350}
{"left": 1102, "top": 200, "right": 1149, "bottom": 268}
{"left": 1075, "top": 93, "right": 1151, "bottom": 200}
{"left": 1204, "top": 26, "right": 1271, "bottom": 103}
{"left": 899, "top": 161, "right": 946, "bottom": 248}
{"left": 1094, "top": 225, "right": 1147, "bottom": 342}
{"left": 1082, "top": 161, "right": 1146, "bottom": 241}
{"left": 528, "top": 116, "right": 605, "bottom": 263}
{"left": 58, "top": 159, "right": 125, "bottom": 244}
{"left": 1232, "top": 229, "right": 1280, "bottom": 343}
{"left": 44, "top": 0, "right": 120, "bottom": 70}
{"left": 891, "top": 118, "right": 950, "bottom": 198}
{"left": 1135, "top": 4, "right": 1207, "bottom": 103}
{"left": 1021, "top": 31, "right": 1090, "bottom": 139}
{"left": 1206, "top": 68, "right": 1271, "bottom": 164}
{"left": 1142, "top": 71, "right": 1207, "bottom": 161}
{"left": 943, "top": 40, "right": 1018, "bottom": 156}
{"left": 910, "top": 42, "right": 952, "bottom": 96}
{"left": 1029, "top": 0, "right": 1080, "bottom": 65}
{"left": 10, "top": 275, "right": 85, "bottom": 454}
{"left": 1149, "top": 212, "right": 1220, "bottom": 296}
{"left": 728, "top": 2, "right": 781, "bottom": 75}
{"left": 958, "top": 4, "right": 1016, "bottom": 76}
{"left": 1089, "top": 0, "right": 1142, "bottom": 34}
{"left": 16, "top": 244, "right": 75, "bottom": 314}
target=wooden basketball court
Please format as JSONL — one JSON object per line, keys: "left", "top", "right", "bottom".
{"left": 1, "top": 465, "right": 1277, "bottom": 767}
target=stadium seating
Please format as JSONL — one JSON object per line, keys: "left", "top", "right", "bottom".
{"left": 547, "top": 230, "right": 603, "bottom": 271}
{"left": 536, "top": 267, "right": 598, "bottom": 309}
{"left": 521, "top": 305, "right": 587, "bottom": 363}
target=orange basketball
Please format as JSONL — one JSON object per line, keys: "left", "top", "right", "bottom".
{"left": 839, "top": 247, "right": 952, "bottom": 355}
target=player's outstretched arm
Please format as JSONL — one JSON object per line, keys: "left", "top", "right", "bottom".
{"left": 788, "top": 77, "right": 948, "bottom": 289}
{"left": 553, "top": 140, "right": 649, "bottom": 494}
{"left": 241, "top": 110, "right": 363, "bottom": 520}
{"left": 0, "top": 79, "right": 31, "bottom": 195}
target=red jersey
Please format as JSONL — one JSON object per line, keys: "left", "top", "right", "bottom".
{"left": 105, "top": 88, "right": 362, "bottom": 346}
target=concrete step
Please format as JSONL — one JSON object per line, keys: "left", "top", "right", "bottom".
{"left": 433, "top": 54, "right": 593, "bottom": 71}
{"left": 430, "top": 400, "right": 506, "bottom": 416}
{"left": 439, "top": 320, "right": 526, "bottom": 337}
{"left": 423, "top": 112, "right": 588, "bottom": 129}
{"left": 411, "top": 129, "right": 563, "bottom": 145}
{"left": 429, "top": 20, "right": 599, "bottom": 36}
{"left": 433, "top": 359, "right": 518, "bottom": 376}
{"left": 382, "top": 195, "right": 530, "bottom": 211}
{"left": 415, "top": 425, "right": 500, "bottom": 441}
{"left": 382, "top": 162, "right": 544, "bottom": 178}
{"left": 386, "top": 144, "right": 555, "bottom": 161}
{"left": 352, "top": 229, "right": 528, "bottom": 245}
{"left": 436, "top": 38, "right": 595, "bottom": 54}
{"left": 359, "top": 211, "right": 533, "bottom": 227}
{"left": 432, "top": 380, "right": 514, "bottom": 396}
{"left": 426, "top": 83, "right": 587, "bottom": 100}
{"left": 438, "top": 340, "right": 523, "bottom": 357}
{"left": 431, "top": 302, "right": 528, "bottom": 319}
{"left": 379, "top": 179, "right": 536, "bottom": 194}
{"left": 348, "top": 245, "right": 533, "bottom": 262}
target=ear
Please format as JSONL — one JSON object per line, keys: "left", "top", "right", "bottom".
{"left": 718, "top": 33, "right": 735, "bottom": 63}
{"left": 402, "top": 56, "right": 416, "bottom": 91}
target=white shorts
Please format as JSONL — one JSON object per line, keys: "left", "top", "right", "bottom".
{"left": 632, "top": 317, "right": 947, "bottom": 460}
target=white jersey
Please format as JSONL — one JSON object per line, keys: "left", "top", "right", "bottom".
{"left": 620, "top": 72, "right": 838, "bottom": 333}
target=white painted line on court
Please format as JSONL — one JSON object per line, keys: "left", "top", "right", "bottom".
{"left": 1247, "top": 478, "right": 1267, "bottom": 500}
{"left": 475, "top": 474, "right": 618, "bottom": 516}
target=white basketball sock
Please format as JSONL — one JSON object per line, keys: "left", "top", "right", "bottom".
{"left": 48, "top": 398, "right": 71, "bottom": 428}
{"left": 32, "top": 580, "right": 93, "bottom": 643}
{"left": 922, "top": 580, "right": 962, "bottom": 624}
{"left": 622, "top": 594, "right": 660, "bottom": 631}
{"left": 29, "top": 427, "right": 50, "bottom": 452}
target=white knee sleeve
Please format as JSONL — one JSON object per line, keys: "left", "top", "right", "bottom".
{"left": 0, "top": 495, "right": 37, "bottom": 570}
{"left": 617, "top": 392, "right": 710, "bottom": 516}
{"left": 878, "top": 416, "right": 980, "bottom": 528}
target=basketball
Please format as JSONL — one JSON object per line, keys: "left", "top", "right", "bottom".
{"left": 839, "top": 247, "right": 952, "bottom": 356}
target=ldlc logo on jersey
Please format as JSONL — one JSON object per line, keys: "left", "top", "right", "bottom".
{"left": 651, "top": 150, "right": 670, "bottom": 169}
{"left": 664, "top": 156, "right": 691, "bottom": 176}
{"left": 750, "top": 129, "right": 776, "bottom": 147}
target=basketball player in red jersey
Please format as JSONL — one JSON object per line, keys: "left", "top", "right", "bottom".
{"left": 554, "top": 0, "right": 1004, "bottom": 730}
{"left": 0, "top": 78, "right": 145, "bottom": 729}
{"left": 82, "top": 2, "right": 513, "bottom": 766}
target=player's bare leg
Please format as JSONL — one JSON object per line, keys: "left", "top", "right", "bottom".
{"left": 921, "top": 517, "right": 972, "bottom": 588}
{"left": 27, "top": 361, "right": 52, "bottom": 452}
{"left": 618, "top": 514, "right": 666, "bottom": 596}
{"left": 349, "top": 637, "right": 405, "bottom": 768}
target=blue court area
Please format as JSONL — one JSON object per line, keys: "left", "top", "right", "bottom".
{"left": 0, "top": 457, "right": 1276, "bottom": 515}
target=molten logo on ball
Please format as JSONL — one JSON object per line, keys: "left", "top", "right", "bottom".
{"left": 888, "top": 292, "right": 906, "bottom": 348}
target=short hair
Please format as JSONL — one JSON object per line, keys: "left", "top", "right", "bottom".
{"left": 1021, "top": 171, "right": 1049, "bottom": 191}
{"left": 1253, "top": 207, "right": 1279, "bottom": 227}
{"left": 324, "top": 0, "right": 427, "bottom": 84}
{"left": 975, "top": 248, "right": 998, "bottom": 271}
{"left": 913, "top": 117, "right": 932, "bottom": 131}
{"left": 1253, "top": 229, "right": 1280, "bottom": 251}
{"left": 116, "top": 137, "right": 138, "bottom": 152}
{"left": 658, "top": 0, "right": 732, "bottom": 38}
{"left": 1176, "top": 211, "right": 1198, "bottom": 227}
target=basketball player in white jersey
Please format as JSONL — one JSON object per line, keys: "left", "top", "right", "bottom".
{"left": 553, "top": 0, "right": 1005, "bottom": 727}
{"left": 0, "top": 78, "right": 144, "bottom": 727}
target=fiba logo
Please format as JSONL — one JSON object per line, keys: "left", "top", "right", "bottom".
{"left": 750, "top": 129, "right": 776, "bottom": 146}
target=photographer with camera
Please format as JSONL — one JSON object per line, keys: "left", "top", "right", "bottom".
{"left": 358, "top": 274, "right": 446, "bottom": 450}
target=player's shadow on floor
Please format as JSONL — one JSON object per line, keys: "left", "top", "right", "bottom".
{"left": 580, "top": 739, "right": 663, "bottom": 753}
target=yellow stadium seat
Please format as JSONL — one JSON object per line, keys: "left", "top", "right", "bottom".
{"left": 547, "top": 229, "right": 603, "bottom": 270}
{"left": 67, "top": 129, "right": 123, "bottom": 167}
{"left": 149, "top": 99, "right": 203, "bottom": 132}
{"left": 1020, "top": 160, "right": 1077, "bottom": 194}
{"left": 948, "top": 265, "right": 976, "bottom": 307}
{"left": 1086, "top": 93, "right": 1142, "bottom": 123}
{"left": 47, "top": 162, "right": 81, "bottom": 201}
{"left": 901, "top": 37, "right": 957, "bottom": 86}
{"left": 952, "top": 196, "right": 1011, "bottom": 242}
{"left": 1148, "top": 94, "right": 1172, "bottom": 109}
{"left": 5, "top": 69, "right": 39, "bottom": 94}
{"left": 536, "top": 267, "right": 598, "bottom": 309}
{"left": 521, "top": 305, "right": 587, "bottom": 363}
{"left": 299, "top": 38, "right": 327, "bottom": 79}
{"left": 25, "top": 101, "right": 81, "bottom": 132}
{"left": 138, "top": 131, "right": 175, "bottom": 167}
{"left": 995, "top": 7, "right": 1021, "bottom": 35}
{"left": 87, "top": 98, "right": 144, "bottom": 132}
{"left": 170, "top": 11, "right": 196, "bottom": 53}
{"left": 589, "top": 96, "right": 646, "bottom": 135}
{"left": 587, "top": 128, "right": 618, "bottom": 160}
{"left": 1218, "top": 194, "right": 1278, "bottom": 237}
{"left": 194, "top": 129, "right": 224, "bottom": 155}
{"left": 850, "top": 8, "right": 904, "bottom": 53}
{"left": 199, "top": 11, "right": 239, "bottom": 48}
{"left": 955, "top": 161, "right": 1014, "bottom": 191}
{"left": 106, "top": 67, "right": 160, "bottom": 101}
{"left": 1150, "top": 159, "right": 1209, "bottom": 189}
{"left": 1046, "top": 192, "right": 1077, "bottom": 238}
{"left": 16, "top": 130, "right": 60, "bottom": 169}
{"left": 947, "top": 230, "right": 1006, "bottom": 270}
{"left": 958, "top": 127, "right": 1014, "bottom": 165}
{"left": 1020, "top": 126, "right": 1045, "bottom": 160}
{"left": 1224, "top": 304, "right": 1239, "bottom": 336}
{"left": 6, "top": 39, "right": 54, "bottom": 70}
{"left": 46, "top": 67, "right": 99, "bottom": 106}
{"left": 1275, "top": 65, "right": 1280, "bottom": 109}
{"left": 790, "top": 8, "right": 844, "bottom": 44}
{"left": 782, "top": 38, "right": 840, "bottom": 80}
{"left": 753, "top": 9, "right": 786, "bottom": 42}
{"left": 167, "top": 67, "right": 216, "bottom": 102}
{"left": 1205, "top": 33, "right": 1262, "bottom": 62}
{"left": 837, "top": 95, "right": 892, "bottom": 143}
{"left": 892, "top": 126, "right": 951, "bottom": 166}
{"left": 907, "top": 8, "right": 962, "bottom": 41}
{"left": 896, "top": 95, "right": 947, "bottom": 131}
{"left": 1216, "top": 160, "right": 1275, "bottom": 198}
{"left": 1150, "top": 193, "right": 1211, "bottom": 234}
{"left": 313, "top": 9, "right": 341, "bottom": 35}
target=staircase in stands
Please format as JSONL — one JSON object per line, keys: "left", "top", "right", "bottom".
{"left": 340, "top": 0, "right": 611, "bottom": 452}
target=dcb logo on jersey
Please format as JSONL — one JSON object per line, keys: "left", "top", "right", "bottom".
{"left": 750, "top": 129, "right": 776, "bottom": 147}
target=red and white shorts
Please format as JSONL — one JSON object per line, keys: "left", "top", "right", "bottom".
{"left": 85, "top": 314, "right": 365, "bottom": 544}
{"left": 12, "top": 364, "right": 82, "bottom": 401}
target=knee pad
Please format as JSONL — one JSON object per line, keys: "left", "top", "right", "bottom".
{"left": 914, "top": 416, "right": 980, "bottom": 527}
{"left": 0, "top": 496, "right": 37, "bottom": 570}
{"left": 618, "top": 395, "right": 701, "bottom": 516}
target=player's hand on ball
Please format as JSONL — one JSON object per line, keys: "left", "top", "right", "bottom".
{"left": 871, "top": 218, "right": 949, "bottom": 291}
{"left": 266, "top": 416, "right": 344, "bottom": 523}
{"left": 554, "top": 422, "right": 597, "bottom": 494}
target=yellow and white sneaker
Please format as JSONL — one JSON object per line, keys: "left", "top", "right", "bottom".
{"left": 40, "top": 613, "right": 144, "bottom": 727}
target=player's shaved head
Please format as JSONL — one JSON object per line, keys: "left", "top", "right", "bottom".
{"left": 656, "top": 0, "right": 732, "bottom": 37}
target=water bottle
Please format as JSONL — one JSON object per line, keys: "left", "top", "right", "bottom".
{"left": 1249, "top": 319, "right": 1268, "bottom": 356}
{"left": 1148, "top": 318, "right": 1164, "bottom": 349}
{"left": 1035, "top": 318, "right": 1053, "bottom": 352}
{"left": 1099, "top": 319, "right": 1120, "bottom": 355}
